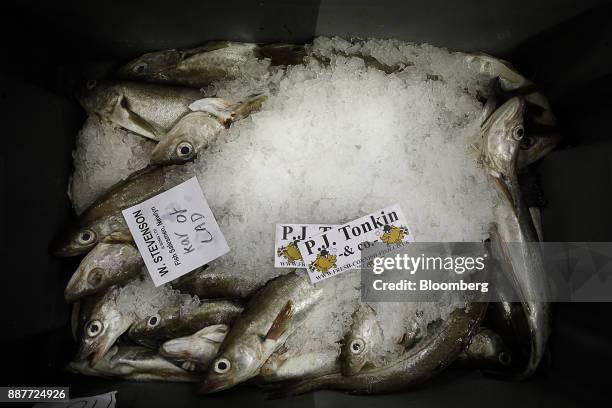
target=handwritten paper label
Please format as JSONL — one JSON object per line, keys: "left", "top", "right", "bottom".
{"left": 122, "top": 177, "right": 229, "bottom": 286}
{"left": 297, "top": 204, "right": 413, "bottom": 283}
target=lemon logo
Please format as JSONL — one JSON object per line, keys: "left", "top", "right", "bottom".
{"left": 380, "top": 224, "right": 409, "bottom": 245}
{"left": 309, "top": 248, "right": 337, "bottom": 273}
{"left": 277, "top": 238, "right": 303, "bottom": 265}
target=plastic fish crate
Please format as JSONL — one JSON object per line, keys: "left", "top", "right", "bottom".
{"left": 1, "top": 1, "right": 611, "bottom": 407}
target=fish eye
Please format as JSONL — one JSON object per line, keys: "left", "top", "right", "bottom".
{"left": 350, "top": 338, "right": 365, "bottom": 354}
{"left": 78, "top": 229, "right": 96, "bottom": 245}
{"left": 214, "top": 357, "right": 231, "bottom": 374}
{"left": 498, "top": 351, "right": 512, "bottom": 366}
{"left": 86, "top": 319, "right": 103, "bottom": 337}
{"left": 520, "top": 136, "right": 535, "bottom": 149}
{"left": 147, "top": 314, "right": 161, "bottom": 328}
{"left": 512, "top": 125, "right": 524, "bottom": 141}
{"left": 87, "top": 268, "right": 104, "bottom": 286}
{"left": 176, "top": 141, "right": 195, "bottom": 159}
{"left": 85, "top": 79, "right": 97, "bottom": 90}
{"left": 133, "top": 62, "right": 148, "bottom": 74}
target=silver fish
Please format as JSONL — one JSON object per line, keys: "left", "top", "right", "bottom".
{"left": 172, "top": 267, "right": 264, "bottom": 299}
{"left": 68, "top": 345, "right": 199, "bottom": 382}
{"left": 64, "top": 242, "right": 143, "bottom": 302}
{"left": 76, "top": 80, "right": 211, "bottom": 140}
{"left": 117, "top": 42, "right": 305, "bottom": 88}
{"left": 199, "top": 272, "right": 322, "bottom": 393}
{"left": 52, "top": 165, "right": 191, "bottom": 257}
{"left": 160, "top": 324, "right": 228, "bottom": 372}
{"left": 455, "top": 328, "right": 513, "bottom": 370}
{"left": 76, "top": 285, "right": 136, "bottom": 365}
{"left": 267, "top": 303, "right": 486, "bottom": 397}
{"left": 482, "top": 96, "right": 551, "bottom": 379}
{"left": 128, "top": 300, "right": 243, "bottom": 346}
{"left": 150, "top": 94, "right": 267, "bottom": 165}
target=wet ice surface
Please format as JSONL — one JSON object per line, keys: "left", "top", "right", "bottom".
{"left": 70, "top": 116, "right": 155, "bottom": 214}
{"left": 71, "top": 37, "right": 501, "bottom": 361}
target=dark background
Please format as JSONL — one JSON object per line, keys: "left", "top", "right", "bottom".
{"left": 1, "top": 0, "right": 611, "bottom": 406}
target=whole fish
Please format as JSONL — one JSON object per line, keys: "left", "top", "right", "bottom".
{"left": 64, "top": 242, "right": 143, "bottom": 302}
{"left": 52, "top": 164, "right": 191, "bottom": 257}
{"left": 76, "top": 80, "right": 215, "bottom": 140}
{"left": 482, "top": 96, "right": 551, "bottom": 379}
{"left": 267, "top": 303, "right": 486, "bottom": 397}
{"left": 455, "top": 328, "right": 513, "bottom": 370}
{"left": 116, "top": 42, "right": 305, "bottom": 88}
{"left": 76, "top": 285, "right": 136, "bottom": 365}
{"left": 199, "top": 272, "right": 322, "bottom": 393}
{"left": 128, "top": 300, "right": 243, "bottom": 347}
{"left": 150, "top": 94, "right": 267, "bottom": 165}
{"left": 172, "top": 267, "right": 265, "bottom": 299}
{"left": 257, "top": 345, "right": 339, "bottom": 383}
{"left": 159, "top": 324, "right": 229, "bottom": 372}
{"left": 68, "top": 345, "right": 199, "bottom": 382}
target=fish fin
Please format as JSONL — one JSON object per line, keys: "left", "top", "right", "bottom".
{"left": 189, "top": 98, "right": 234, "bottom": 126}
{"left": 110, "top": 94, "right": 163, "bottom": 141}
{"left": 231, "top": 94, "right": 268, "bottom": 121}
{"left": 265, "top": 300, "right": 295, "bottom": 341}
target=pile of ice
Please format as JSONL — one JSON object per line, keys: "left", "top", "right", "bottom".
{"left": 199, "top": 37, "right": 498, "bottom": 280}
{"left": 70, "top": 116, "right": 154, "bottom": 214}
{"left": 116, "top": 273, "right": 199, "bottom": 320}
{"left": 71, "top": 36, "right": 500, "bottom": 359}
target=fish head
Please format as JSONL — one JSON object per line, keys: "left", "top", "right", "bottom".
{"left": 76, "top": 287, "right": 133, "bottom": 366}
{"left": 199, "top": 336, "right": 263, "bottom": 393}
{"left": 51, "top": 224, "right": 101, "bottom": 257}
{"left": 65, "top": 266, "right": 104, "bottom": 304}
{"left": 482, "top": 95, "right": 526, "bottom": 179}
{"left": 116, "top": 50, "right": 183, "bottom": 81}
{"left": 340, "top": 304, "right": 383, "bottom": 376}
{"left": 75, "top": 79, "right": 118, "bottom": 115}
{"left": 128, "top": 307, "right": 175, "bottom": 342}
{"left": 65, "top": 243, "right": 143, "bottom": 302}
{"left": 517, "top": 133, "right": 561, "bottom": 168}
{"left": 64, "top": 243, "right": 109, "bottom": 302}
{"left": 150, "top": 112, "right": 221, "bottom": 164}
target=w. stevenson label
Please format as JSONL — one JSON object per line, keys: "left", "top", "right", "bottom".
{"left": 275, "top": 224, "right": 335, "bottom": 268}
{"left": 122, "top": 177, "right": 229, "bottom": 286}
{"left": 297, "top": 204, "right": 413, "bottom": 283}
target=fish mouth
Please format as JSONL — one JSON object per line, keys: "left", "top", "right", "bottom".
{"left": 76, "top": 342, "right": 108, "bottom": 367}
{"left": 50, "top": 238, "right": 80, "bottom": 257}
{"left": 50, "top": 229, "right": 91, "bottom": 257}
{"left": 198, "top": 377, "right": 237, "bottom": 394}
